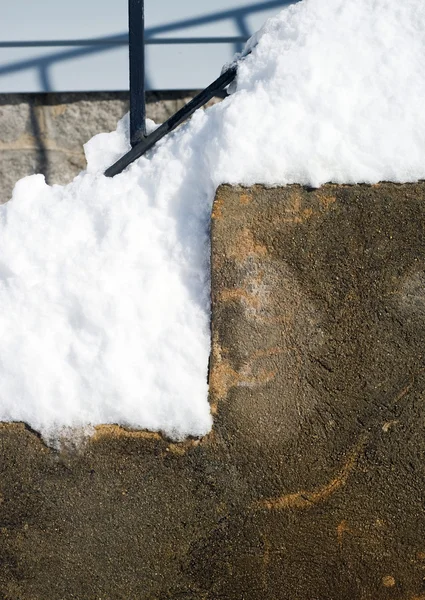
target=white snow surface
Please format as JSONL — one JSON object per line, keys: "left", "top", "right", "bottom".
{"left": 1, "top": 0, "right": 425, "bottom": 443}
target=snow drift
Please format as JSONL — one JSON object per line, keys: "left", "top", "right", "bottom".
{"left": 1, "top": 0, "right": 424, "bottom": 443}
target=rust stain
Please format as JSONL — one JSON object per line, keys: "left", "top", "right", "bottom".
{"left": 217, "top": 271, "right": 270, "bottom": 320}
{"left": 228, "top": 227, "right": 268, "bottom": 262}
{"left": 211, "top": 193, "right": 225, "bottom": 220}
{"left": 166, "top": 440, "right": 201, "bottom": 455}
{"left": 240, "top": 193, "right": 252, "bottom": 205}
{"left": 277, "top": 192, "right": 316, "bottom": 224}
{"left": 253, "top": 434, "right": 368, "bottom": 511}
{"left": 209, "top": 338, "right": 280, "bottom": 413}
{"left": 209, "top": 350, "right": 242, "bottom": 414}
{"left": 381, "top": 575, "right": 396, "bottom": 588}
{"left": 272, "top": 190, "right": 337, "bottom": 223}
{"left": 92, "top": 425, "right": 201, "bottom": 452}
{"left": 318, "top": 193, "right": 337, "bottom": 210}
{"left": 93, "top": 425, "right": 163, "bottom": 442}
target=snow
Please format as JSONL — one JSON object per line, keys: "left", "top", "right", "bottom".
{"left": 1, "top": 0, "right": 425, "bottom": 444}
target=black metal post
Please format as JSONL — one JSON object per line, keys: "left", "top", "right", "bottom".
{"left": 129, "top": 0, "right": 146, "bottom": 147}
{"left": 104, "top": 64, "right": 237, "bottom": 178}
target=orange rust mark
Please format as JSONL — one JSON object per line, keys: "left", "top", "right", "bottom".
{"left": 253, "top": 434, "right": 368, "bottom": 511}
{"left": 209, "top": 356, "right": 276, "bottom": 411}
{"left": 411, "top": 596, "right": 425, "bottom": 600}
{"left": 92, "top": 425, "right": 201, "bottom": 452}
{"left": 275, "top": 190, "right": 337, "bottom": 223}
{"left": 416, "top": 551, "right": 425, "bottom": 561}
{"left": 93, "top": 425, "right": 162, "bottom": 441}
{"left": 217, "top": 271, "right": 269, "bottom": 318}
{"left": 240, "top": 193, "right": 252, "bottom": 205}
{"left": 277, "top": 192, "right": 316, "bottom": 224}
{"left": 211, "top": 193, "right": 225, "bottom": 219}
{"left": 209, "top": 338, "right": 280, "bottom": 412}
{"left": 209, "top": 350, "right": 241, "bottom": 414}
{"left": 381, "top": 575, "right": 396, "bottom": 588}
{"left": 166, "top": 440, "right": 201, "bottom": 455}
{"left": 337, "top": 519, "right": 351, "bottom": 546}
{"left": 228, "top": 227, "right": 268, "bottom": 262}
{"left": 319, "top": 194, "right": 336, "bottom": 210}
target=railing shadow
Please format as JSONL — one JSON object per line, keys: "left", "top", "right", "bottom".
{"left": 0, "top": 0, "right": 298, "bottom": 92}
{"left": 0, "top": 0, "right": 298, "bottom": 191}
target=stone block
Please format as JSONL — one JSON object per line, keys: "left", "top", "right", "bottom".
{"left": 0, "top": 94, "right": 33, "bottom": 145}
{"left": 42, "top": 93, "right": 129, "bottom": 151}
{"left": 2, "top": 183, "right": 425, "bottom": 599}
{"left": 0, "top": 150, "right": 39, "bottom": 203}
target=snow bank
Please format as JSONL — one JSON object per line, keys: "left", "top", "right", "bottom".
{"left": 1, "top": 0, "right": 424, "bottom": 444}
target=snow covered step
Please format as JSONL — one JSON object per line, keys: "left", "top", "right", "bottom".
{"left": 2, "top": 182, "right": 425, "bottom": 598}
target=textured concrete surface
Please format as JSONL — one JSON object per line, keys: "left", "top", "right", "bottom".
{"left": 0, "top": 91, "right": 222, "bottom": 203}
{"left": 2, "top": 183, "right": 425, "bottom": 599}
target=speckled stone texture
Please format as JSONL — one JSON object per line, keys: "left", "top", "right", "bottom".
{"left": 2, "top": 183, "right": 425, "bottom": 599}
{"left": 0, "top": 91, "right": 222, "bottom": 203}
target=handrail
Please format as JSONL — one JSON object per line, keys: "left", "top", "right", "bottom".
{"left": 104, "top": 63, "right": 238, "bottom": 177}
{"left": 129, "top": 0, "right": 146, "bottom": 146}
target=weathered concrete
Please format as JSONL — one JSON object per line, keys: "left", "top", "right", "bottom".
{"left": 2, "top": 183, "right": 425, "bottom": 599}
{"left": 0, "top": 91, "right": 222, "bottom": 203}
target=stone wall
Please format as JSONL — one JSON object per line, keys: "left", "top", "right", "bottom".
{"left": 2, "top": 183, "right": 425, "bottom": 599}
{"left": 0, "top": 91, "right": 222, "bottom": 203}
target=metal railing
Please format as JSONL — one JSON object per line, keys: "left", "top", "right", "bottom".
{"left": 105, "top": 0, "right": 242, "bottom": 176}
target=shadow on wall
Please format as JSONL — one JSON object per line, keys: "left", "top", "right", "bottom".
{"left": 0, "top": 0, "right": 298, "bottom": 92}
{"left": 0, "top": 0, "right": 298, "bottom": 199}
{"left": 0, "top": 89, "right": 213, "bottom": 200}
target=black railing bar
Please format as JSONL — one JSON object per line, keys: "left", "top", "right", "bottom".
{"left": 129, "top": 0, "right": 146, "bottom": 146}
{"left": 104, "top": 64, "right": 237, "bottom": 178}
{"left": 0, "top": 36, "right": 248, "bottom": 48}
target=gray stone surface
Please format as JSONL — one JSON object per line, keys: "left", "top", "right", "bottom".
{"left": 0, "top": 95, "right": 32, "bottom": 144}
{"left": 0, "top": 91, "right": 222, "bottom": 203}
{"left": 2, "top": 183, "right": 425, "bottom": 599}
{"left": 0, "top": 150, "right": 40, "bottom": 200}
{"left": 42, "top": 94, "right": 129, "bottom": 152}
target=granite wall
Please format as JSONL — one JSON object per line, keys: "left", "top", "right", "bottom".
{"left": 0, "top": 91, "right": 221, "bottom": 203}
